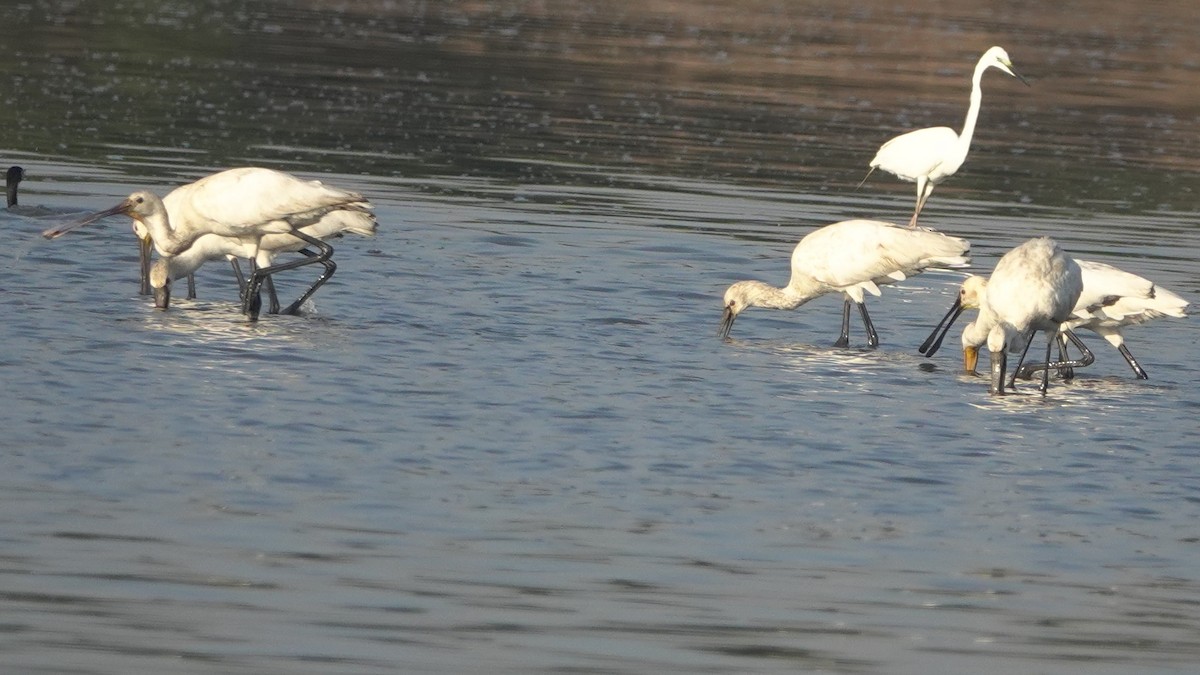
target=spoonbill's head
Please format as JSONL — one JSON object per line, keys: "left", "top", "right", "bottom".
{"left": 982, "top": 46, "right": 1029, "bottom": 86}
{"left": 42, "top": 190, "right": 167, "bottom": 239}
{"left": 719, "top": 281, "right": 756, "bottom": 340}
{"left": 149, "top": 258, "right": 172, "bottom": 310}
{"left": 6, "top": 165, "right": 23, "bottom": 207}
{"left": 919, "top": 275, "right": 989, "bottom": 360}
{"left": 957, "top": 276, "right": 992, "bottom": 374}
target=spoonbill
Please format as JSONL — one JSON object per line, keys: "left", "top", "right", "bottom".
{"left": 922, "top": 260, "right": 1189, "bottom": 381}
{"left": 922, "top": 237, "right": 1084, "bottom": 395}
{"left": 149, "top": 208, "right": 377, "bottom": 313}
{"left": 861, "top": 46, "right": 1029, "bottom": 227}
{"left": 920, "top": 273, "right": 1093, "bottom": 381}
{"left": 43, "top": 167, "right": 373, "bottom": 320}
{"left": 1016, "top": 260, "right": 1189, "bottom": 379}
{"left": 719, "top": 219, "right": 970, "bottom": 345}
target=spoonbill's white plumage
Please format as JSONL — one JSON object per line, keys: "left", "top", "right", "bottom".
{"left": 1018, "top": 260, "right": 1189, "bottom": 379}
{"left": 923, "top": 260, "right": 1189, "bottom": 381}
{"left": 150, "top": 208, "right": 377, "bottom": 313}
{"left": 923, "top": 237, "right": 1085, "bottom": 395}
{"left": 719, "top": 219, "right": 970, "bottom": 346}
{"left": 862, "top": 46, "right": 1028, "bottom": 228}
{"left": 43, "top": 167, "right": 373, "bottom": 320}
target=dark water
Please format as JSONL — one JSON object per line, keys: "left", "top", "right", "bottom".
{"left": 1, "top": 1, "right": 1198, "bottom": 673}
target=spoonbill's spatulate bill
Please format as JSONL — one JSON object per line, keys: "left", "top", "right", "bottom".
{"left": 922, "top": 237, "right": 1085, "bottom": 395}
{"left": 42, "top": 167, "right": 374, "bottom": 321}
{"left": 719, "top": 219, "right": 970, "bottom": 346}
{"left": 862, "top": 46, "right": 1028, "bottom": 228}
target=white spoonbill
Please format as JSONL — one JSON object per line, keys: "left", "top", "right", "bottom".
{"left": 862, "top": 46, "right": 1028, "bottom": 228}
{"left": 922, "top": 260, "right": 1189, "bottom": 380}
{"left": 924, "top": 237, "right": 1083, "bottom": 395}
{"left": 149, "top": 208, "right": 377, "bottom": 313}
{"left": 43, "top": 167, "right": 373, "bottom": 320}
{"left": 920, "top": 273, "right": 1093, "bottom": 382}
{"left": 719, "top": 219, "right": 970, "bottom": 346}
{"left": 1017, "top": 260, "right": 1189, "bottom": 379}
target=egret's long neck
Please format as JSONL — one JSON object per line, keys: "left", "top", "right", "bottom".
{"left": 957, "top": 60, "right": 989, "bottom": 153}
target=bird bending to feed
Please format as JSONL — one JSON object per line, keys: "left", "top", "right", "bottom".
{"left": 862, "top": 46, "right": 1029, "bottom": 228}
{"left": 921, "top": 237, "right": 1085, "bottom": 395}
{"left": 149, "top": 208, "right": 376, "bottom": 313}
{"left": 43, "top": 167, "right": 374, "bottom": 321}
{"left": 1019, "top": 260, "right": 1188, "bottom": 379}
{"left": 719, "top": 219, "right": 970, "bottom": 346}
{"left": 922, "top": 260, "right": 1189, "bottom": 381}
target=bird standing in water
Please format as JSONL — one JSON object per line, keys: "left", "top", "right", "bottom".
{"left": 862, "top": 46, "right": 1029, "bottom": 227}
{"left": 719, "top": 219, "right": 970, "bottom": 346}
{"left": 43, "top": 167, "right": 373, "bottom": 321}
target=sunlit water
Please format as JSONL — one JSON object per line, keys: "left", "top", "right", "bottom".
{"left": 1, "top": 2, "right": 1198, "bottom": 673}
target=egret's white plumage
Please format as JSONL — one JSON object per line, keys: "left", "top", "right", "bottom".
{"left": 863, "top": 46, "right": 1028, "bottom": 227}
{"left": 43, "top": 167, "right": 374, "bottom": 320}
{"left": 719, "top": 219, "right": 970, "bottom": 345}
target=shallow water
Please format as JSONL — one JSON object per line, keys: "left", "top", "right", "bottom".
{"left": 1, "top": 1, "right": 1199, "bottom": 673}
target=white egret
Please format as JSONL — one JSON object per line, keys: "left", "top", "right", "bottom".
{"left": 921, "top": 237, "right": 1084, "bottom": 395}
{"left": 719, "top": 219, "right": 970, "bottom": 346}
{"left": 862, "top": 46, "right": 1029, "bottom": 227}
{"left": 44, "top": 167, "right": 373, "bottom": 321}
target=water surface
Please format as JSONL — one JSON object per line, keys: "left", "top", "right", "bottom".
{"left": 1, "top": 1, "right": 1199, "bottom": 673}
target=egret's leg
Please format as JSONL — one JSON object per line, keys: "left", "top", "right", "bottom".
{"left": 1117, "top": 344, "right": 1149, "bottom": 379}
{"left": 263, "top": 276, "right": 281, "bottom": 315}
{"left": 834, "top": 299, "right": 852, "bottom": 348}
{"left": 186, "top": 273, "right": 196, "bottom": 300}
{"left": 857, "top": 301, "right": 879, "bottom": 349}
{"left": 909, "top": 178, "right": 933, "bottom": 228}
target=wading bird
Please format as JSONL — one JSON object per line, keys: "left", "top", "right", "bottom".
{"left": 719, "top": 219, "right": 969, "bottom": 346}
{"left": 923, "top": 260, "right": 1189, "bottom": 381}
{"left": 862, "top": 46, "right": 1028, "bottom": 227}
{"left": 148, "top": 208, "right": 376, "bottom": 313}
{"left": 43, "top": 167, "right": 373, "bottom": 321}
{"left": 1019, "top": 260, "right": 1189, "bottom": 379}
{"left": 921, "top": 237, "right": 1085, "bottom": 395}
